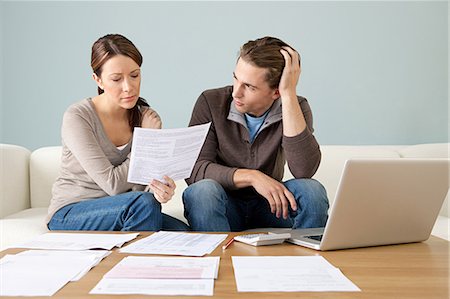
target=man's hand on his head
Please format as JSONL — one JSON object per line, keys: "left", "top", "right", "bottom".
{"left": 278, "top": 47, "right": 301, "bottom": 100}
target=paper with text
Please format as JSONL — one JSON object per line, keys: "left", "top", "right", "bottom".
{"left": 104, "top": 256, "right": 220, "bottom": 279}
{"left": 232, "top": 256, "right": 361, "bottom": 292}
{"left": 120, "top": 231, "right": 227, "bottom": 256}
{"left": 91, "top": 255, "right": 219, "bottom": 296}
{"left": 90, "top": 278, "right": 214, "bottom": 296}
{"left": 128, "top": 123, "right": 211, "bottom": 185}
{"left": 0, "top": 254, "right": 99, "bottom": 296}
{"left": 17, "top": 250, "right": 111, "bottom": 281}
{"left": 14, "top": 232, "right": 139, "bottom": 250}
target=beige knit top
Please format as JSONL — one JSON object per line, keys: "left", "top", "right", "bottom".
{"left": 47, "top": 98, "right": 145, "bottom": 224}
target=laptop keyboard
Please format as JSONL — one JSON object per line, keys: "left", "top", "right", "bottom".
{"left": 304, "top": 235, "right": 323, "bottom": 242}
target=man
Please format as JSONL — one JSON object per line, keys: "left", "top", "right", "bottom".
{"left": 183, "top": 36, "right": 329, "bottom": 231}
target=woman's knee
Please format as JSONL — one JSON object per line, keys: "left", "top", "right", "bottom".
{"left": 129, "top": 191, "right": 162, "bottom": 214}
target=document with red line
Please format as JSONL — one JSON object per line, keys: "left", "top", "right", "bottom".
{"left": 104, "top": 256, "right": 220, "bottom": 279}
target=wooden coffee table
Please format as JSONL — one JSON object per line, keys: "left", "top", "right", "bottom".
{"left": 1, "top": 233, "right": 448, "bottom": 298}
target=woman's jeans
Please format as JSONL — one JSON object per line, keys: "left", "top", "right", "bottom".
{"left": 48, "top": 191, "right": 189, "bottom": 231}
{"left": 182, "top": 178, "right": 329, "bottom": 232}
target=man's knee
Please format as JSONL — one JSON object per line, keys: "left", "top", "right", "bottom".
{"left": 182, "top": 179, "right": 227, "bottom": 217}
{"left": 182, "top": 180, "right": 230, "bottom": 231}
{"left": 285, "top": 179, "right": 329, "bottom": 210}
{"left": 183, "top": 179, "right": 225, "bottom": 205}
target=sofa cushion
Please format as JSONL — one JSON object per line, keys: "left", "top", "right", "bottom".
{"left": 311, "top": 145, "right": 402, "bottom": 205}
{"left": 0, "top": 144, "right": 31, "bottom": 217}
{"left": 398, "top": 143, "right": 449, "bottom": 217}
{"left": 397, "top": 143, "right": 449, "bottom": 158}
{"left": 3, "top": 207, "right": 49, "bottom": 221}
{"left": 30, "top": 146, "right": 61, "bottom": 208}
{"left": 161, "top": 180, "right": 188, "bottom": 223}
{"left": 1, "top": 208, "right": 48, "bottom": 249}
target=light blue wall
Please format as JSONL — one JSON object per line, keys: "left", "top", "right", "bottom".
{"left": 0, "top": 1, "right": 448, "bottom": 150}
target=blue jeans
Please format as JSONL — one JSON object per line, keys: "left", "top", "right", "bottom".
{"left": 48, "top": 191, "right": 190, "bottom": 231}
{"left": 182, "top": 179, "right": 329, "bottom": 232}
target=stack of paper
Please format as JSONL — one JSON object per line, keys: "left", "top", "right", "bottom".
{"left": 0, "top": 250, "right": 111, "bottom": 296}
{"left": 14, "top": 232, "right": 139, "bottom": 250}
{"left": 232, "top": 256, "right": 361, "bottom": 292}
{"left": 120, "top": 231, "right": 227, "bottom": 256}
{"left": 90, "top": 256, "right": 220, "bottom": 296}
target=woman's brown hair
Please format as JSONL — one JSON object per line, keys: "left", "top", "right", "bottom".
{"left": 91, "top": 34, "right": 149, "bottom": 128}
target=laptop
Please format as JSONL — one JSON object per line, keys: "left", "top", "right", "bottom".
{"left": 276, "top": 159, "right": 449, "bottom": 251}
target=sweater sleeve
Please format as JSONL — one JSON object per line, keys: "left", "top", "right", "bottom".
{"left": 282, "top": 97, "right": 321, "bottom": 178}
{"left": 186, "top": 93, "right": 238, "bottom": 189}
{"left": 62, "top": 106, "right": 136, "bottom": 195}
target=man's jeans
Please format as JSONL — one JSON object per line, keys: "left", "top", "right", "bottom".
{"left": 182, "top": 179, "right": 329, "bottom": 231}
{"left": 48, "top": 191, "right": 189, "bottom": 231}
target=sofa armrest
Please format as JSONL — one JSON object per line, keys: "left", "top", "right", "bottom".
{"left": 0, "top": 144, "right": 31, "bottom": 218}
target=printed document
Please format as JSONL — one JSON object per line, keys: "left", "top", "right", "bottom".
{"left": 127, "top": 123, "right": 211, "bottom": 185}
{"left": 14, "top": 232, "right": 139, "bottom": 250}
{"left": 104, "top": 256, "right": 220, "bottom": 279}
{"left": 0, "top": 253, "right": 101, "bottom": 296}
{"left": 16, "top": 250, "right": 111, "bottom": 281}
{"left": 120, "top": 231, "right": 227, "bottom": 256}
{"left": 90, "top": 278, "right": 214, "bottom": 296}
{"left": 232, "top": 256, "right": 361, "bottom": 292}
{"left": 90, "top": 256, "right": 219, "bottom": 296}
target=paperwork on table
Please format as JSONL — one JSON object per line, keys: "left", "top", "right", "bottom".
{"left": 0, "top": 250, "right": 111, "bottom": 296}
{"left": 90, "top": 256, "right": 220, "bottom": 296}
{"left": 127, "top": 122, "right": 211, "bottom": 184}
{"left": 16, "top": 249, "right": 111, "bottom": 281}
{"left": 13, "top": 232, "right": 139, "bottom": 250}
{"left": 91, "top": 278, "right": 214, "bottom": 296}
{"left": 120, "top": 231, "right": 227, "bottom": 256}
{"left": 232, "top": 256, "right": 361, "bottom": 292}
{"left": 103, "top": 256, "right": 220, "bottom": 279}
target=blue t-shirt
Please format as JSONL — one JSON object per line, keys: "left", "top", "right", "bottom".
{"left": 245, "top": 110, "right": 269, "bottom": 142}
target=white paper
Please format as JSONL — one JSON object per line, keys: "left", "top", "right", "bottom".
{"left": 104, "top": 256, "right": 220, "bottom": 279}
{"left": 0, "top": 254, "right": 98, "bottom": 296}
{"left": 232, "top": 256, "right": 361, "bottom": 292}
{"left": 128, "top": 123, "right": 211, "bottom": 184}
{"left": 16, "top": 250, "right": 111, "bottom": 281}
{"left": 91, "top": 255, "right": 219, "bottom": 296}
{"left": 14, "top": 232, "right": 139, "bottom": 250}
{"left": 90, "top": 278, "right": 214, "bottom": 296}
{"left": 120, "top": 231, "right": 227, "bottom": 256}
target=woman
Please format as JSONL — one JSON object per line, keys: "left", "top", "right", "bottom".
{"left": 46, "top": 34, "right": 189, "bottom": 231}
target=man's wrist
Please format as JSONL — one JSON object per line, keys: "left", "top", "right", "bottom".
{"left": 233, "top": 169, "right": 257, "bottom": 188}
{"left": 279, "top": 91, "right": 298, "bottom": 103}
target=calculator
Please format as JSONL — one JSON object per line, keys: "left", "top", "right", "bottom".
{"left": 234, "top": 233, "right": 292, "bottom": 246}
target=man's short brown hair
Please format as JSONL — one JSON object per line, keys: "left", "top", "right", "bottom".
{"left": 239, "top": 36, "right": 298, "bottom": 89}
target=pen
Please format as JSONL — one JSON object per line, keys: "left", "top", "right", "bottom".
{"left": 222, "top": 237, "right": 235, "bottom": 250}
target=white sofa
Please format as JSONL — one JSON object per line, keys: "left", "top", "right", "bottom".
{"left": 1, "top": 143, "right": 449, "bottom": 250}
